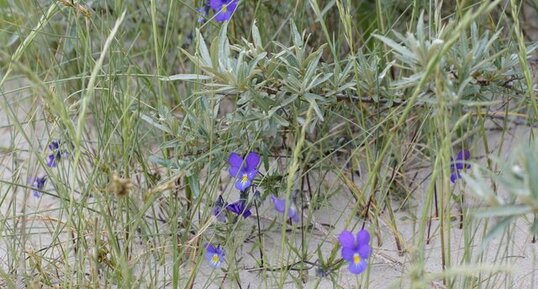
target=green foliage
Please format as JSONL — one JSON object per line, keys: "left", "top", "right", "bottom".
{"left": 465, "top": 141, "right": 538, "bottom": 238}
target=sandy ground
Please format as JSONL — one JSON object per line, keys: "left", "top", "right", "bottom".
{"left": 0, "top": 78, "right": 537, "bottom": 288}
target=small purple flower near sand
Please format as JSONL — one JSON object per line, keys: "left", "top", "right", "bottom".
{"left": 205, "top": 243, "right": 225, "bottom": 269}
{"left": 49, "top": 141, "right": 59, "bottom": 151}
{"left": 196, "top": 5, "right": 209, "bottom": 23}
{"left": 209, "top": 0, "right": 238, "bottom": 22}
{"left": 47, "top": 140, "right": 68, "bottom": 167}
{"left": 226, "top": 199, "right": 252, "bottom": 218}
{"left": 228, "top": 152, "right": 260, "bottom": 192}
{"left": 271, "top": 195, "right": 300, "bottom": 223}
{"left": 339, "top": 230, "right": 371, "bottom": 274}
{"left": 450, "top": 150, "right": 471, "bottom": 183}
{"left": 212, "top": 195, "right": 228, "bottom": 223}
{"left": 47, "top": 154, "right": 59, "bottom": 167}
{"left": 31, "top": 176, "right": 47, "bottom": 198}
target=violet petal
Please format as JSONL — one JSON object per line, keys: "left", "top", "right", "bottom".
{"left": 338, "top": 230, "right": 355, "bottom": 248}
{"left": 245, "top": 152, "right": 260, "bottom": 171}
{"left": 348, "top": 259, "right": 367, "bottom": 274}
{"left": 356, "top": 230, "right": 370, "bottom": 245}
{"left": 271, "top": 195, "right": 286, "bottom": 213}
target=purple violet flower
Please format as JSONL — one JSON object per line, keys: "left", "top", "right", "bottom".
{"left": 212, "top": 195, "right": 228, "bottom": 223}
{"left": 47, "top": 153, "right": 59, "bottom": 167}
{"left": 209, "top": 0, "right": 238, "bottom": 22}
{"left": 338, "top": 230, "right": 371, "bottom": 274}
{"left": 31, "top": 176, "right": 47, "bottom": 198}
{"left": 226, "top": 199, "right": 252, "bottom": 218}
{"left": 205, "top": 243, "right": 225, "bottom": 269}
{"left": 450, "top": 150, "right": 471, "bottom": 183}
{"left": 271, "top": 195, "right": 300, "bottom": 223}
{"left": 47, "top": 140, "right": 68, "bottom": 167}
{"left": 228, "top": 152, "right": 260, "bottom": 192}
{"left": 196, "top": 5, "right": 209, "bottom": 23}
{"left": 48, "top": 141, "right": 59, "bottom": 151}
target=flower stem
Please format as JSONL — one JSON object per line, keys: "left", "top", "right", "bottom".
{"left": 254, "top": 200, "right": 264, "bottom": 267}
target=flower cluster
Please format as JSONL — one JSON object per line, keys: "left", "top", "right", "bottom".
{"left": 29, "top": 140, "right": 70, "bottom": 199}
{"left": 450, "top": 150, "right": 471, "bottom": 183}
{"left": 339, "top": 230, "right": 372, "bottom": 274}
{"left": 211, "top": 152, "right": 260, "bottom": 223}
{"left": 215, "top": 152, "right": 302, "bottom": 224}
{"left": 207, "top": 151, "right": 375, "bottom": 275}
{"left": 206, "top": 151, "right": 261, "bottom": 268}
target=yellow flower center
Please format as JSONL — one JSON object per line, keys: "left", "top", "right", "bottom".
{"left": 212, "top": 254, "right": 220, "bottom": 264}
{"left": 222, "top": 4, "right": 228, "bottom": 12}
{"left": 353, "top": 253, "right": 361, "bottom": 264}
{"left": 241, "top": 174, "right": 248, "bottom": 184}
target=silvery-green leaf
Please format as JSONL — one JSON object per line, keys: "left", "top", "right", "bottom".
{"left": 196, "top": 29, "right": 212, "bottom": 67}
{"left": 251, "top": 20, "right": 263, "bottom": 49}
{"left": 474, "top": 205, "right": 531, "bottom": 218}
{"left": 480, "top": 217, "right": 514, "bottom": 251}
{"left": 290, "top": 21, "right": 303, "bottom": 48}
{"left": 374, "top": 34, "right": 418, "bottom": 64}
{"left": 161, "top": 74, "right": 212, "bottom": 81}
